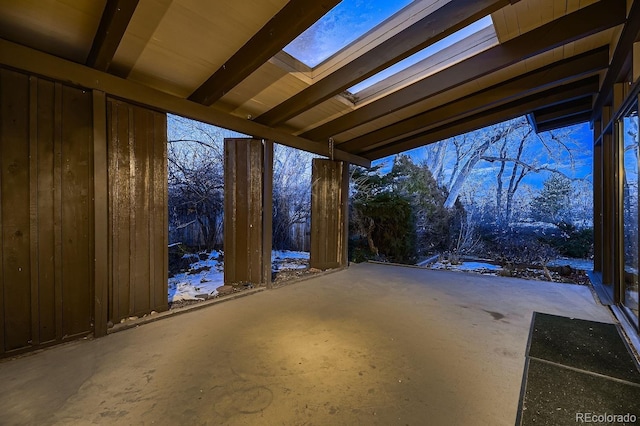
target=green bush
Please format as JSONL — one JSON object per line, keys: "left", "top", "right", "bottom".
{"left": 356, "top": 192, "right": 417, "bottom": 264}
{"left": 540, "top": 222, "right": 593, "bottom": 258}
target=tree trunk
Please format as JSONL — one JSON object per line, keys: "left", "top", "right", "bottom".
{"left": 444, "top": 131, "right": 505, "bottom": 208}
{"left": 366, "top": 217, "right": 379, "bottom": 256}
{"left": 495, "top": 140, "right": 508, "bottom": 224}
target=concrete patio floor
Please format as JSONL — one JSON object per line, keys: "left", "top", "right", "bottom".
{"left": 0, "top": 262, "right": 614, "bottom": 425}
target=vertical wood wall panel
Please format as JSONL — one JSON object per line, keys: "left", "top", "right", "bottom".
{"left": 53, "top": 83, "right": 63, "bottom": 341}
{"left": 28, "top": 77, "right": 39, "bottom": 346}
{"left": 603, "top": 133, "right": 615, "bottom": 286}
{"left": 35, "top": 78, "right": 56, "bottom": 344}
{"left": 109, "top": 101, "right": 129, "bottom": 319}
{"left": 107, "top": 98, "right": 167, "bottom": 323}
{"left": 262, "top": 140, "right": 273, "bottom": 288}
{"left": 224, "top": 138, "right": 269, "bottom": 285}
{"left": 152, "top": 113, "right": 168, "bottom": 310}
{"left": 249, "top": 143, "right": 263, "bottom": 282}
{"left": 310, "top": 159, "right": 348, "bottom": 270}
{"left": 593, "top": 141, "right": 603, "bottom": 273}
{"left": 93, "top": 90, "right": 108, "bottom": 338}
{"left": 0, "top": 68, "right": 94, "bottom": 355}
{"left": 0, "top": 72, "right": 4, "bottom": 352}
{"left": 132, "top": 107, "right": 151, "bottom": 314}
{"left": 60, "top": 85, "right": 93, "bottom": 338}
{"left": 0, "top": 69, "right": 31, "bottom": 351}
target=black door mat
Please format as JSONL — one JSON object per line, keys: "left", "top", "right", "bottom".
{"left": 528, "top": 313, "right": 640, "bottom": 383}
{"left": 517, "top": 312, "right": 640, "bottom": 426}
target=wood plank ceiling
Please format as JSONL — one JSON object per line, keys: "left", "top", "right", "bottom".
{"left": 0, "top": 0, "right": 635, "bottom": 164}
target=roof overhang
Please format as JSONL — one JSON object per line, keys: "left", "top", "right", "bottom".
{"left": 0, "top": 0, "right": 637, "bottom": 163}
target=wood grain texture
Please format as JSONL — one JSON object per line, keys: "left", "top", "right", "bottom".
{"left": 0, "top": 69, "right": 31, "bottom": 352}
{"left": 93, "top": 90, "right": 108, "bottom": 337}
{"left": 224, "top": 138, "right": 266, "bottom": 285}
{"left": 301, "top": 0, "right": 626, "bottom": 143}
{"left": 0, "top": 69, "right": 94, "bottom": 355}
{"left": 310, "top": 159, "right": 346, "bottom": 270}
{"left": 107, "top": 99, "right": 168, "bottom": 322}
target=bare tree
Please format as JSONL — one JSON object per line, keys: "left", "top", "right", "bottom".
{"left": 167, "top": 116, "right": 227, "bottom": 249}
{"left": 420, "top": 117, "right": 580, "bottom": 226}
{"left": 483, "top": 124, "right": 578, "bottom": 226}
{"left": 443, "top": 125, "right": 512, "bottom": 208}
{"left": 272, "top": 144, "right": 316, "bottom": 250}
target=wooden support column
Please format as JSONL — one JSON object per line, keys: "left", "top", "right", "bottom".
{"left": 634, "top": 42, "right": 640, "bottom": 84}
{"left": 224, "top": 138, "right": 272, "bottom": 286}
{"left": 1, "top": 69, "right": 94, "bottom": 355}
{"left": 613, "top": 82, "right": 627, "bottom": 113}
{"left": 614, "top": 118, "right": 625, "bottom": 302}
{"left": 603, "top": 133, "right": 615, "bottom": 287}
{"left": 602, "top": 106, "right": 613, "bottom": 286}
{"left": 263, "top": 140, "right": 274, "bottom": 288}
{"left": 310, "top": 159, "right": 349, "bottom": 270}
{"left": 107, "top": 99, "right": 168, "bottom": 323}
{"left": 93, "top": 90, "right": 108, "bottom": 337}
{"left": 612, "top": 83, "right": 627, "bottom": 302}
{"left": 593, "top": 121, "right": 603, "bottom": 274}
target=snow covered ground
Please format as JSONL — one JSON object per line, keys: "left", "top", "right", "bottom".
{"left": 168, "top": 251, "right": 224, "bottom": 303}
{"left": 272, "top": 250, "right": 309, "bottom": 270}
{"left": 429, "top": 261, "right": 503, "bottom": 274}
{"left": 429, "top": 258, "right": 592, "bottom": 275}
{"left": 547, "top": 257, "right": 593, "bottom": 271}
{"left": 168, "top": 250, "right": 310, "bottom": 304}
{"left": 168, "top": 250, "right": 590, "bottom": 303}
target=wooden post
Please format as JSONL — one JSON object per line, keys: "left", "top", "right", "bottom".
{"left": 603, "top": 130, "right": 615, "bottom": 287}
{"left": 224, "top": 138, "right": 270, "bottom": 286}
{"left": 106, "top": 99, "right": 168, "bottom": 322}
{"left": 93, "top": 90, "right": 108, "bottom": 337}
{"left": 310, "top": 159, "right": 348, "bottom": 270}
{"left": 634, "top": 42, "right": 640, "bottom": 84}
{"left": 593, "top": 121, "right": 602, "bottom": 273}
{"left": 614, "top": 118, "right": 624, "bottom": 303}
{"left": 263, "top": 140, "right": 273, "bottom": 288}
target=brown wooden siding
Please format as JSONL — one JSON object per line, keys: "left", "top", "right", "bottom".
{"left": 0, "top": 68, "right": 94, "bottom": 355}
{"left": 593, "top": 127, "right": 602, "bottom": 273}
{"left": 310, "top": 159, "right": 348, "bottom": 270}
{"left": 107, "top": 98, "right": 167, "bottom": 323}
{"left": 602, "top": 132, "right": 615, "bottom": 286}
{"left": 224, "top": 138, "right": 270, "bottom": 285}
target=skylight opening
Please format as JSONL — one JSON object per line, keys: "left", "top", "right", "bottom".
{"left": 348, "top": 15, "right": 495, "bottom": 95}
{"left": 283, "top": 0, "right": 414, "bottom": 68}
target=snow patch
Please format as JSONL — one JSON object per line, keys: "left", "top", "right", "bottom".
{"left": 430, "top": 261, "right": 502, "bottom": 274}
{"left": 169, "top": 250, "right": 310, "bottom": 303}
{"left": 272, "top": 250, "right": 310, "bottom": 260}
{"left": 548, "top": 258, "right": 593, "bottom": 271}
{"left": 169, "top": 252, "right": 224, "bottom": 302}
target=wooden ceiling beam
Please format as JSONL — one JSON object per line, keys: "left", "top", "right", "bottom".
{"left": 255, "top": 0, "right": 511, "bottom": 126}
{"left": 302, "top": 0, "right": 626, "bottom": 142}
{"left": 86, "top": 0, "right": 139, "bottom": 71}
{"left": 0, "top": 38, "right": 370, "bottom": 167}
{"left": 532, "top": 96, "right": 593, "bottom": 125}
{"left": 189, "top": 0, "right": 339, "bottom": 106}
{"left": 591, "top": 0, "right": 640, "bottom": 121}
{"left": 362, "top": 76, "right": 599, "bottom": 160}
{"left": 338, "top": 46, "right": 608, "bottom": 153}
{"left": 536, "top": 111, "right": 592, "bottom": 133}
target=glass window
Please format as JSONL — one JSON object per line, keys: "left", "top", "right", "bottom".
{"left": 282, "top": 0, "right": 413, "bottom": 68}
{"left": 622, "top": 100, "right": 639, "bottom": 325}
{"left": 347, "top": 15, "right": 496, "bottom": 95}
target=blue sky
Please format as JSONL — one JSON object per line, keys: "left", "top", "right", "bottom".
{"left": 283, "top": 0, "right": 412, "bottom": 67}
